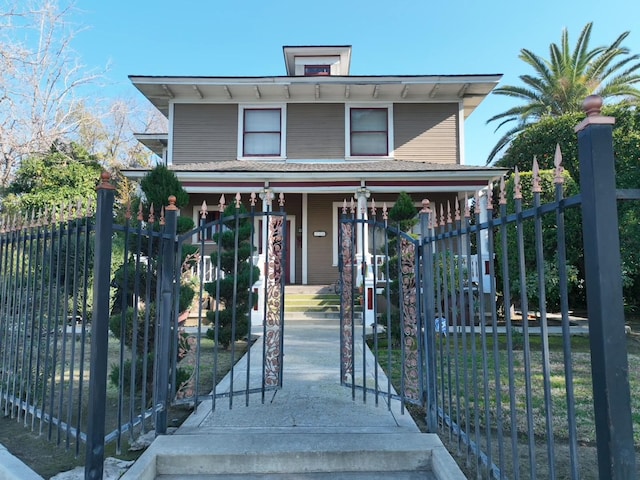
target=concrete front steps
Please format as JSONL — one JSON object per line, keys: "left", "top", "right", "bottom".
{"left": 124, "top": 433, "right": 462, "bottom": 479}
{"left": 284, "top": 286, "right": 361, "bottom": 321}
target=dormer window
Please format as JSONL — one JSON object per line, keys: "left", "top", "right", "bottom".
{"left": 304, "top": 65, "right": 331, "bottom": 76}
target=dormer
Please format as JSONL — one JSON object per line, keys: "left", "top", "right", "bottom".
{"left": 283, "top": 45, "right": 352, "bottom": 76}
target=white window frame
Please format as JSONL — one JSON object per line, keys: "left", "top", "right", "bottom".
{"left": 345, "top": 104, "right": 394, "bottom": 159}
{"left": 237, "top": 104, "right": 287, "bottom": 160}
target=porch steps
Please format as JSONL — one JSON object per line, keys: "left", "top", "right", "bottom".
{"left": 126, "top": 433, "right": 448, "bottom": 479}
{"left": 284, "top": 291, "right": 361, "bottom": 321}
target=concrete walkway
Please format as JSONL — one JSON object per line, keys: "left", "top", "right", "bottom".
{"left": 122, "top": 320, "right": 464, "bottom": 479}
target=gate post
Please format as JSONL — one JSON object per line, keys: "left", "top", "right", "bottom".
{"left": 85, "top": 172, "right": 115, "bottom": 480}
{"left": 419, "top": 200, "right": 437, "bottom": 432}
{"left": 576, "top": 95, "right": 637, "bottom": 479}
{"left": 154, "top": 196, "right": 178, "bottom": 435}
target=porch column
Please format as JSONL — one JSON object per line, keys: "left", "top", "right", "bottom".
{"left": 477, "top": 188, "right": 492, "bottom": 292}
{"left": 251, "top": 189, "right": 273, "bottom": 327}
{"left": 301, "top": 192, "right": 308, "bottom": 285}
{"left": 355, "top": 187, "right": 376, "bottom": 326}
{"left": 355, "top": 187, "right": 372, "bottom": 284}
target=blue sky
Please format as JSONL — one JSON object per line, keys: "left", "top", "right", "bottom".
{"left": 70, "top": 0, "right": 639, "bottom": 165}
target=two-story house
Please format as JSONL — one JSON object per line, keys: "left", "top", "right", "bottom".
{"left": 125, "top": 45, "right": 503, "bottom": 286}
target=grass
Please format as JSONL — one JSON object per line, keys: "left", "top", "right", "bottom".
{"left": 0, "top": 327, "right": 247, "bottom": 479}
{"left": 369, "top": 330, "right": 640, "bottom": 479}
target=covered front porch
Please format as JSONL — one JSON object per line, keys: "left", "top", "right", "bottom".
{"left": 120, "top": 159, "right": 505, "bottom": 286}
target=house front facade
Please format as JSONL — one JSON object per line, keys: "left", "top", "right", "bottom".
{"left": 126, "top": 45, "right": 504, "bottom": 285}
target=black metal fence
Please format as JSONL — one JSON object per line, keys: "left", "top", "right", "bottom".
{"left": 0, "top": 176, "right": 286, "bottom": 479}
{"left": 0, "top": 201, "right": 95, "bottom": 453}
{"left": 339, "top": 100, "right": 637, "bottom": 479}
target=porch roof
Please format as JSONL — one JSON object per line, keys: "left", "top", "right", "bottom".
{"left": 123, "top": 160, "right": 507, "bottom": 194}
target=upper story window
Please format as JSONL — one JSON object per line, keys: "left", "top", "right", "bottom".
{"left": 240, "top": 107, "right": 285, "bottom": 158}
{"left": 304, "top": 65, "right": 331, "bottom": 76}
{"left": 348, "top": 107, "right": 392, "bottom": 157}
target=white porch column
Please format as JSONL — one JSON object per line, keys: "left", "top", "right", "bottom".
{"left": 301, "top": 192, "right": 308, "bottom": 285}
{"left": 354, "top": 187, "right": 372, "bottom": 284}
{"left": 355, "top": 187, "right": 376, "bottom": 326}
{"left": 478, "top": 188, "right": 492, "bottom": 294}
{"left": 251, "top": 189, "right": 273, "bottom": 327}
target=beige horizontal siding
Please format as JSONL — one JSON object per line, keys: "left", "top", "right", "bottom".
{"left": 393, "top": 103, "right": 459, "bottom": 164}
{"left": 173, "top": 104, "right": 237, "bottom": 164}
{"left": 287, "top": 104, "right": 345, "bottom": 159}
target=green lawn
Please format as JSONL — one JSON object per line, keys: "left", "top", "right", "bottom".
{"left": 370, "top": 333, "right": 640, "bottom": 446}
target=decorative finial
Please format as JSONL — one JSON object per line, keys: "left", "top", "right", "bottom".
{"left": 148, "top": 204, "right": 155, "bottom": 224}
{"left": 250, "top": 192, "right": 257, "bottom": 207}
{"left": 454, "top": 197, "right": 461, "bottom": 221}
{"left": 235, "top": 192, "right": 241, "bottom": 208}
{"left": 486, "top": 183, "right": 493, "bottom": 210}
{"left": 97, "top": 171, "right": 115, "bottom": 191}
{"left": 370, "top": 199, "right": 376, "bottom": 216}
{"left": 125, "top": 199, "right": 132, "bottom": 220}
{"left": 167, "top": 195, "right": 178, "bottom": 211}
{"left": 382, "top": 202, "right": 388, "bottom": 221}
{"left": 421, "top": 199, "right": 430, "bottom": 213}
{"left": 200, "top": 201, "right": 208, "bottom": 219}
{"left": 499, "top": 177, "right": 507, "bottom": 205}
{"left": 532, "top": 157, "right": 541, "bottom": 193}
{"left": 278, "top": 192, "right": 285, "bottom": 207}
{"left": 514, "top": 167, "right": 522, "bottom": 200}
{"left": 342, "top": 199, "right": 347, "bottom": 215}
{"left": 464, "top": 194, "right": 471, "bottom": 218}
{"left": 446, "top": 201, "right": 452, "bottom": 224}
{"left": 583, "top": 95, "right": 603, "bottom": 117}
{"left": 219, "top": 194, "right": 226, "bottom": 213}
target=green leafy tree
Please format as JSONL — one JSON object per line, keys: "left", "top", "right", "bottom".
{"left": 496, "top": 169, "right": 584, "bottom": 311}
{"left": 487, "top": 22, "right": 640, "bottom": 164}
{"left": 3, "top": 141, "right": 102, "bottom": 214}
{"left": 494, "top": 104, "right": 640, "bottom": 306}
{"left": 205, "top": 203, "right": 260, "bottom": 349}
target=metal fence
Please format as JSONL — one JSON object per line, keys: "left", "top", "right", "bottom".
{"left": 421, "top": 104, "right": 637, "bottom": 479}
{"left": 0, "top": 202, "right": 95, "bottom": 454}
{"left": 0, "top": 180, "right": 287, "bottom": 479}
{"left": 338, "top": 101, "right": 637, "bottom": 479}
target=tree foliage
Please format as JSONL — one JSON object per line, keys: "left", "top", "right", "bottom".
{"left": 495, "top": 104, "right": 640, "bottom": 308}
{"left": 3, "top": 141, "right": 102, "bottom": 214}
{"left": 487, "top": 22, "right": 640, "bottom": 164}
{"left": 205, "top": 203, "right": 260, "bottom": 349}
{"left": 495, "top": 169, "right": 584, "bottom": 311}
{"left": 140, "top": 165, "right": 190, "bottom": 212}
{"left": 0, "top": 1, "right": 103, "bottom": 188}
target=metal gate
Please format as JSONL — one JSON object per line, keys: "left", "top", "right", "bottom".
{"left": 170, "top": 193, "right": 286, "bottom": 410}
{"left": 338, "top": 200, "right": 426, "bottom": 411}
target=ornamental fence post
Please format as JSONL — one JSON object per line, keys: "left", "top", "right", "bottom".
{"left": 84, "top": 172, "right": 115, "bottom": 480}
{"left": 576, "top": 95, "right": 637, "bottom": 479}
{"left": 154, "top": 196, "right": 178, "bottom": 435}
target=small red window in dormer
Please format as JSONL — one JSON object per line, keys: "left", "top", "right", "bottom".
{"left": 304, "top": 65, "right": 331, "bottom": 76}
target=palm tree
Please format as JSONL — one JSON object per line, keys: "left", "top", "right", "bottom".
{"left": 486, "top": 22, "right": 640, "bottom": 164}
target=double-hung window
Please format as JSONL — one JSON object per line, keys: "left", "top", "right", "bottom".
{"left": 240, "top": 107, "right": 284, "bottom": 158}
{"left": 349, "top": 107, "right": 391, "bottom": 156}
